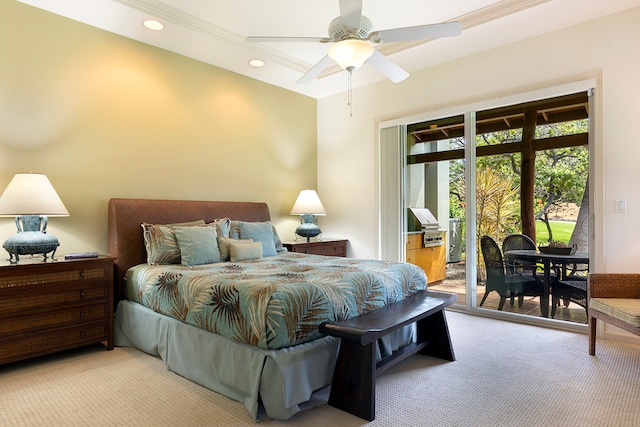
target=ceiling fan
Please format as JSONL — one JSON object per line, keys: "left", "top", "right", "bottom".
{"left": 246, "top": 0, "right": 462, "bottom": 84}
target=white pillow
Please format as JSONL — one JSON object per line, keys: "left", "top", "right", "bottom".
{"left": 217, "top": 237, "right": 253, "bottom": 261}
{"left": 229, "top": 240, "right": 263, "bottom": 262}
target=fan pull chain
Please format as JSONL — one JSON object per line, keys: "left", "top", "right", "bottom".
{"left": 348, "top": 70, "right": 353, "bottom": 117}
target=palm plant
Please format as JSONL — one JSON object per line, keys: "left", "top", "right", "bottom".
{"left": 476, "top": 167, "right": 520, "bottom": 280}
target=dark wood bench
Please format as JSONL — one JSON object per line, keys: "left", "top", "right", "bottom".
{"left": 319, "top": 289, "right": 457, "bottom": 421}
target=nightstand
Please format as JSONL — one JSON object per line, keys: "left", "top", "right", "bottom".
{"left": 0, "top": 255, "right": 114, "bottom": 365}
{"left": 283, "top": 239, "right": 348, "bottom": 257}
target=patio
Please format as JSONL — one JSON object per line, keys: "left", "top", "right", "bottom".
{"left": 429, "top": 261, "right": 588, "bottom": 324}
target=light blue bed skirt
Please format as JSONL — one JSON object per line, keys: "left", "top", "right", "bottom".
{"left": 114, "top": 300, "right": 414, "bottom": 421}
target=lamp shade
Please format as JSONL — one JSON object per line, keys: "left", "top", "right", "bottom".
{"left": 290, "top": 190, "right": 326, "bottom": 216}
{"left": 0, "top": 173, "right": 69, "bottom": 217}
{"left": 327, "top": 39, "right": 374, "bottom": 72}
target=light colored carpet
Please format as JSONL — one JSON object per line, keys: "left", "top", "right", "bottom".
{"left": 1, "top": 311, "right": 639, "bottom": 426}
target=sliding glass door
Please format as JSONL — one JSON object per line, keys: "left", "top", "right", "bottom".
{"left": 383, "top": 84, "right": 595, "bottom": 326}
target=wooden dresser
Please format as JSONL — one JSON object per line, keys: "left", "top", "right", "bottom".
{"left": 406, "top": 233, "right": 447, "bottom": 284}
{"left": 283, "top": 239, "right": 348, "bottom": 257}
{"left": 0, "top": 256, "right": 114, "bottom": 365}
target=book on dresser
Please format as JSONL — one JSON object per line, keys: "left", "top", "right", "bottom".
{"left": 0, "top": 255, "right": 115, "bottom": 365}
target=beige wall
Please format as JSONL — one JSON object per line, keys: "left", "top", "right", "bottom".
{"left": 318, "top": 6, "right": 640, "bottom": 270}
{"left": 0, "top": 2, "right": 318, "bottom": 255}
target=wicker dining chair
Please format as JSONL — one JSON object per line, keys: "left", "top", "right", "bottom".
{"left": 502, "top": 234, "right": 539, "bottom": 276}
{"left": 552, "top": 275, "right": 588, "bottom": 318}
{"left": 480, "top": 235, "right": 544, "bottom": 310}
{"left": 550, "top": 251, "right": 589, "bottom": 318}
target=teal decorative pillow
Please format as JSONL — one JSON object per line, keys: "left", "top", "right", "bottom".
{"left": 217, "top": 237, "right": 253, "bottom": 261}
{"left": 174, "top": 226, "right": 220, "bottom": 266}
{"left": 142, "top": 220, "right": 205, "bottom": 265}
{"left": 237, "top": 221, "right": 277, "bottom": 257}
{"left": 229, "top": 240, "right": 263, "bottom": 262}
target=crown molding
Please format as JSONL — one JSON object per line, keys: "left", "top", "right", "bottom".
{"left": 114, "top": 0, "right": 551, "bottom": 80}
{"left": 113, "top": 0, "right": 312, "bottom": 73}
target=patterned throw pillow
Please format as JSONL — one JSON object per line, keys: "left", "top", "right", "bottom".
{"left": 209, "top": 218, "right": 231, "bottom": 238}
{"left": 141, "top": 220, "right": 205, "bottom": 265}
{"left": 271, "top": 225, "right": 287, "bottom": 253}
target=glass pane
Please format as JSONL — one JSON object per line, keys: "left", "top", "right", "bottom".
{"left": 405, "top": 127, "right": 466, "bottom": 305}
{"left": 475, "top": 122, "right": 589, "bottom": 323}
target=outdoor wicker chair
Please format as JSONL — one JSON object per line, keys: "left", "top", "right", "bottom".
{"left": 552, "top": 273, "right": 588, "bottom": 318}
{"left": 588, "top": 273, "right": 640, "bottom": 355}
{"left": 480, "top": 235, "right": 544, "bottom": 310}
{"left": 502, "top": 234, "right": 539, "bottom": 276}
{"left": 550, "top": 249, "right": 588, "bottom": 318}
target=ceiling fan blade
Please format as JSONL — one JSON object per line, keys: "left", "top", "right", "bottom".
{"left": 297, "top": 55, "right": 335, "bottom": 84}
{"left": 339, "top": 0, "right": 363, "bottom": 31}
{"left": 246, "top": 36, "right": 330, "bottom": 43}
{"left": 373, "top": 21, "right": 462, "bottom": 43}
{"left": 366, "top": 50, "right": 409, "bottom": 83}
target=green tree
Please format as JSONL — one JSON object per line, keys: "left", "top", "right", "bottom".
{"left": 533, "top": 122, "right": 588, "bottom": 240}
{"left": 473, "top": 120, "right": 588, "bottom": 241}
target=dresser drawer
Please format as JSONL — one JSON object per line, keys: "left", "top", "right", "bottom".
{"left": 0, "top": 281, "right": 109, "bottom": 315}
{"left": 0, "top": 303, "right": 109, "bottom": 335}
{"left": 284, "top": 239, "right": 348, "bottom": 257}
{"left": 0, "top": 264, "right": 109, "bottom": 290}
{"left": 0, "top": 322, "right": 109, "bottom": 365}
{"left": 304, "top": 243, "right": 346, "bottom": 256}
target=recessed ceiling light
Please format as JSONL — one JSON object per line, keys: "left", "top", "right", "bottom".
{"left": 249, "top": 59, "right": 265, "bottom": 68}
{"left": 143, "top": 19, "right": 164, "bottom": 31}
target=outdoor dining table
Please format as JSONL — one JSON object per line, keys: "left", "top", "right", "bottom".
{"left": 503, "top": 249, "right": 589, "bottom": 317}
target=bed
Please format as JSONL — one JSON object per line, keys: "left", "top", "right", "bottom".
{"left": 108, "top": 198, "right": 428, "bottom": 421}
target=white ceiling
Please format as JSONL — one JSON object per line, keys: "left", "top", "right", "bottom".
{"left": 17, "top": 0, "right": 640, "bottom": 99}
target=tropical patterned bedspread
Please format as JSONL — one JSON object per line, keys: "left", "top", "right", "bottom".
{"left": 126, "top": 252, "right": 428, "bottom": 349}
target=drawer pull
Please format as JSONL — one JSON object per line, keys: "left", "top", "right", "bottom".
{"left": 79, "top": 291, "right": 85, "bottom": 298}
{"left": 79, "top": 310, "right": 84, "bottom": 319}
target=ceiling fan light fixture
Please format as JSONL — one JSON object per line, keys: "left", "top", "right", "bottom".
{"left": 327, "top": 39, "right": 374, "bottom": 72}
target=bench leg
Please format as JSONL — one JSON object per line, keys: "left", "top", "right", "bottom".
{"left": 589, "top": 317, "right": 596, "bottom": 356}
{"left": 416, "top": 309, "right": 455, "bottom": 361}
{"left": 328, "top": 339, "right": 376, "bottom": 421}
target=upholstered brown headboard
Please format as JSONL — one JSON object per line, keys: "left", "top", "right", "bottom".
{"left": 107, "top": 198, "right": 271, "bottom": 302}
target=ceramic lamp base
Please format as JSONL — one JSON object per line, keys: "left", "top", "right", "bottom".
{"left": 295, "top": 214, "right": 322, "bottom": 242}
{"left": 3, "top": 215, "right": 60, "bottom": 263}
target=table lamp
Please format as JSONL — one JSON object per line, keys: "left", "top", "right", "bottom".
{"left": 290, "top": 189, "right": 326, "bottom": 242}
{"left": 0, "top": 173, "right": 69, "bottom": 263}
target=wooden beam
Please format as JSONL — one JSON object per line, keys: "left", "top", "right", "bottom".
{"left": 521, "top": 108, "right": 537, "bottom": 241}
{"left": 407, "top": 133, "right": 587, "bottom": 164}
